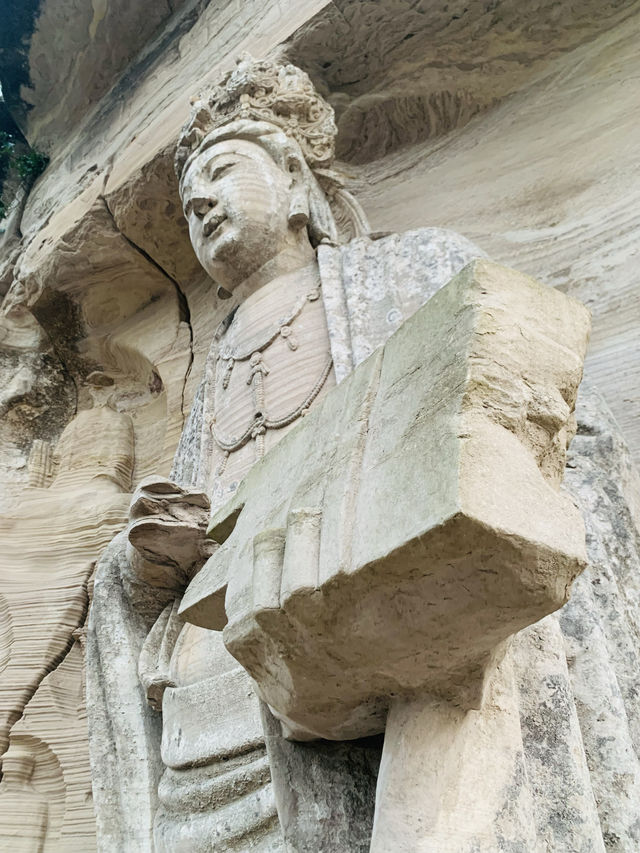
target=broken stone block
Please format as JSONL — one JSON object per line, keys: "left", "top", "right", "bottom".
{"left": 181, "top": 259, "right": 589, "bottom": 741}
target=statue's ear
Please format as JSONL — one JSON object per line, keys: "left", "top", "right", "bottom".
{"left": 286, "top": 155, "right": 310, "bottom": 230}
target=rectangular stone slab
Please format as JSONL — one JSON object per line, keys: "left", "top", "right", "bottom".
{"left": 180, "top": 260, "right": 590, "bottom": 740}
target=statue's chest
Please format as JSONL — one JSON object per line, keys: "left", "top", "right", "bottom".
{"left": 215, "top": 308, "right": 330, "bottom": 429}
{"left": 208, "top": 290, "right": 334, "bottom": 484}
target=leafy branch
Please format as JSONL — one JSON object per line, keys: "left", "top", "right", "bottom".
{"left": 0, "top": 130, "right": 49, "bottom": 221}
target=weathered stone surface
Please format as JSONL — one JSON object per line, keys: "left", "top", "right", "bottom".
{"left": 341, "top": 10, "right": 640, "bottom": 467}
{"left": 0, "top": 0, "right": 183, "bottom": 150}
{"left": 0, "top": 743, "right": 56, "bottom": 852}
{"left": 262, "top": 705, "right": 382, "bottom": 853}
{"left": 15, "top": 198, "right": 192, "bottom": 482}
{"left": 15, "top": 0, "right": 329, "bottom": 241}
{"left": 86, "top": 534, "right": 163, "bottom": 853}
{"left": 181, "top": 259, "right": 590, "bottom": 739}
{"left": 6, "top": 638, "right": 97, "bottom": 852}
{"left": 366, "top": 384, "right": 640, "bottom": 853}
{"left": 370, "top": 655, "right": 538, "bottom": 853}
{"left": 5, "top": 0, "right": 637, "bottom": 470}
{"left": 0, "top": 293, "right": 75, "bottom": 509}
{"left": 555, "top": 386, "right": 640, "bottom": 849}
{"left": 287, "top": 0, "right": 636, "bottom": 164}
{"left": 0, "top": 372, "right": 132, "bottom": 847}
{"left": 0, "top": 2, "right": 637, "bottom": 850}
{"left": 0, "top": 187, "right": 192, "bottom": 850}
{"left": 318, "top": 227, "right": 487, "bottom": 382}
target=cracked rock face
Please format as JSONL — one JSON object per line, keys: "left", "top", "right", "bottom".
{"left": 0, "top": 0, "right": 190, "bottom": 152}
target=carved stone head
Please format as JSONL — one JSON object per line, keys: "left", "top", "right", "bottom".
{"left": 86, "top": 370, "right": 115, "bottom": 408}
{"left": 179, "top": 122, "right": 323, "bottom": 291}
{"left": 176, "top": 55, "right": 368, "bottom": 293}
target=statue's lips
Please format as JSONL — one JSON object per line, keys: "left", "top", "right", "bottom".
{"left": 203, "top": 213, "right": 227, "bottom": 239}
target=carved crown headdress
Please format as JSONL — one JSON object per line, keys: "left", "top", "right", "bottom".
{"left": 175, "top": 54, "right": 369, "bottom": 243}
{"left": 175, "top": 54, "right": 338, "bottom": 178}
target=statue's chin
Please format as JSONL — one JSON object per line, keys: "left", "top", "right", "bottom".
{"left": 193, "top": 232, "right": 232, "bottom": 282}
{"left": 197, "top": 228, "right": 284, "bottom": 293}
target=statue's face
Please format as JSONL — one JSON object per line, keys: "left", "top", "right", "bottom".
{"left": 181, "top": 139, "right": 299, "bottom": 289}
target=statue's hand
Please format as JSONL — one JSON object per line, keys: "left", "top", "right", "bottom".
{"left": 235, "top": 506, "right": 323, "bottom": 633}
{"left": 181, "top": 501, "right": 330, "bottom": 740}
{"left": 127, "top": 476, "right": 216, "bottom": 584}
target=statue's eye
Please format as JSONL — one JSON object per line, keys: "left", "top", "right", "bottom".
{"left": 209, "top": 162, "right": 234, "bottom": 181}
{"left": 183, "top": 199, "right": 193, "bottom": 217}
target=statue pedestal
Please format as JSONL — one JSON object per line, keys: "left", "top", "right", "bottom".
{"left": 181, "top": 260, "right": 590, "bottom": 746}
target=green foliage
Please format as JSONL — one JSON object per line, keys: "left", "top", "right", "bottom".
{"left": 15, "top": 148, "right": 49, "bottom": 182}
{"left": 0, "top": 130, "right": 48, "bottom": 221}
{"left": 0, "top": 132, "right": 15, "bottom": 172}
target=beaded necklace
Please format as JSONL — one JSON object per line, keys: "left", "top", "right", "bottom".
{"left": 210, "top": 284, "right": 332, "bottom": 472}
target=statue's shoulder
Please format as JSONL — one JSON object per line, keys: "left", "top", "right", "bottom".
{"left": 318, "top": 227, "right": 487, "bottom": 380}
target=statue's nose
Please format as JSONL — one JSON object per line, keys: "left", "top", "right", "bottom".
{"left": 191, "top": 195, "right": 217, "bottom": 220}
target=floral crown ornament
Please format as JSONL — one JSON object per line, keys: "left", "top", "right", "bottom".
{"left": 175, "top": 54, "right": 370, "bottom": 244}
{"left": 175, "top": 54, "right": 338, "bottom": 180}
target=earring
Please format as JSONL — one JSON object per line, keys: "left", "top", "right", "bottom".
{"left": 288, "top": 185, "right": 310, "bottom": 230}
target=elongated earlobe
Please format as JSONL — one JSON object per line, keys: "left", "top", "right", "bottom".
{"left": 288, "top": 185, "right": 310, "bottom": 230}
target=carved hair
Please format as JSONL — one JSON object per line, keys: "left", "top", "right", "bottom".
{"left": 175, "top": 55, "right": 369, "bottom": 244}
{"left": 176, "top": 54, "right": 336, "bottom": 175}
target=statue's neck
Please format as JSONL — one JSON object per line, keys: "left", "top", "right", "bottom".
{"left": 220, "top": 240, "right": 316, "bottom": 306}
{"left": 221, "top": 259, "right": 321, "bottom": 345}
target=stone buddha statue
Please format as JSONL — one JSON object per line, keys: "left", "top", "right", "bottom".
{"left": 86, "top": 55, "right": 500, "bottom": 852}
{"left": 86, "top": 50, "right": 640, "bottom": 853}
